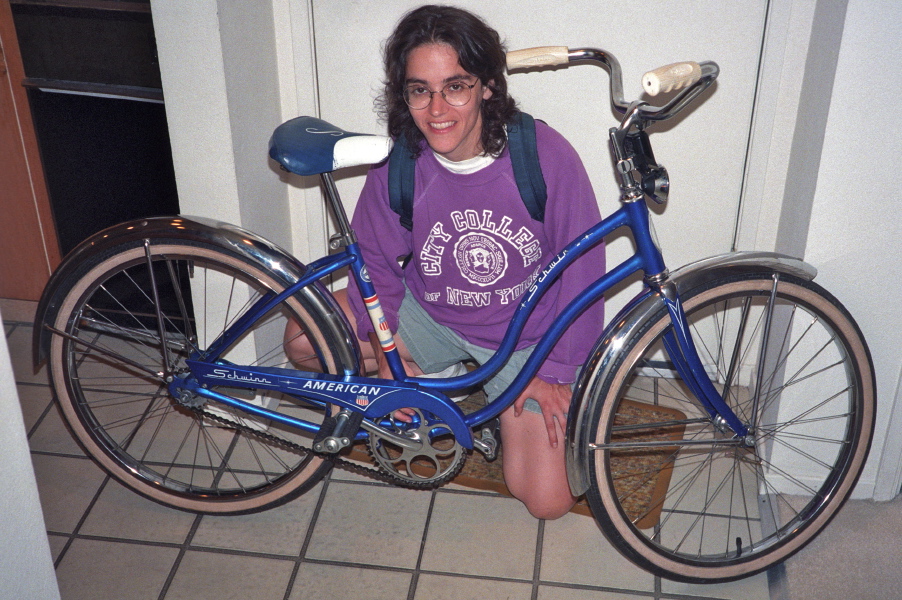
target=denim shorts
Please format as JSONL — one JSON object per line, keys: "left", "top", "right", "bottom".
{"left": 396, "top": 288, "right": 542, "bottom": 414}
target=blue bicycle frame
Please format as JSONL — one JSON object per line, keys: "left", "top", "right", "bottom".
{"left": 169, "top": 47, "right": 749, "bottom": 451}
{"left": 169, "top": 184, "right": 748, "bottom": 452}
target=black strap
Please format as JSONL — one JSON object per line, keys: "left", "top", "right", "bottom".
{"left": 388, "top": 134, "right": 416, "bottom": 231}
{"left": 388, "top": 112, "right": 547, "bottom": 231}
{"left": 508, "top": 112, "right": 547, "bottom": 222}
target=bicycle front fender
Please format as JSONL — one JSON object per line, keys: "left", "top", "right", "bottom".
{"left": 565, "top": 250, "right": 816, "bottom": 497}
{"left": 32, "top": 215, "right": 361, "bottom": 376}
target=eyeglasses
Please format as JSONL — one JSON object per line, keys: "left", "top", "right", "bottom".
{"left": 403, "top": 80, "right": 478, "bottom": 109}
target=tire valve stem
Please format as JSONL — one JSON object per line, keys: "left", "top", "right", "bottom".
{"left": 736, "top": 537, "right": 743, "bottom": 557}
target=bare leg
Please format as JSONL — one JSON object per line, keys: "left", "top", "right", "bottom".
{"left": 499, "top": 406, "right": 577, "bottom": 520}
{"left": 283, "top": 287, "right": 422, "bottom": 375}
{"left": 286, "top": 290, "right": 574, "bottom": 518}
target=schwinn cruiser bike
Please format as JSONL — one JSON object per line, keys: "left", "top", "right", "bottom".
{"left": 33, "top": 46, "right": 876, "bottom": 583}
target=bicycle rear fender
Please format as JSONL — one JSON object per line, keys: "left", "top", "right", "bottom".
{"left": 565, "top": 251, "right": 817, "bottom": 497}
{"left": 32, "top": 215, "right": 361, "bottom": 375}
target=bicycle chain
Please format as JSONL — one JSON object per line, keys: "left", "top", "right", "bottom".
{"left": 192, "top": 406, "right": 457, "bottom": 488}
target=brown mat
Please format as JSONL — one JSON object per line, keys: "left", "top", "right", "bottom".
{"left": 341, "top": 397, "right": 685, "bottom": 525}
{"left": 608, "top": 399, "right": 687, "bottom": 529}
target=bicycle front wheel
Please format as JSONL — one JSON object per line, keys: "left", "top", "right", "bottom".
{"left": 584, "top": 272, "right": 875, "bottom": 582}
{"left": 48, "top": 240, "right": 355, "bottom": 514}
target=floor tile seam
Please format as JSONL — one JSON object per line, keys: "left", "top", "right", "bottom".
{"left": 49, "top": 531, "right": 186, "bottom": 551}
{"left": 406, "top": 488, "right": 438, "bottom": 600}
{"left": 299, "top": 556, "right": 417, "bottom": 575}
{"left": 534, "top": 578, "right": 740, "bottom": 600}
{"left": 536, "top": 581, "right": 658, "bottom": 598}
{"left": 326, "top": 474, "right": 402, "bottom": 490}
{"left": 329, "top": 471, "right": 508, "bottom": 500}
{"left": 51, "top": 474, "right": 111, "bottom": 568}
{"left": 30, "top": 448, "right": 92, "bottom": 461}
{"left": 530, "top": 519, "right": 545, "bottom": 600}
{"left": 410, "top": 568, "right": 682, "bottom": 595}
{"left": 25, "top": 396, "right": 56, "bottom": 439}
{"left": 414, "top": 568, "right": 535, "bottom": 585}
{"left": 156, "top": 513, "right": 203, "bottom": 600}
{"left": 432, "top": 485, "right": 507, "bottom": 499}
{"left": 14, "top": 380, "right": 52, "bottom": 389}
{"left": 281, "top": 471, "right": 336, "bottom": 600}
{"left": 180, "top": 544, "right": 306, "bottom": 562}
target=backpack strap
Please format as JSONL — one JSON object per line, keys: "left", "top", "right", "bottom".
{"left": 388, "top": 134, "right": 416, "bottom": 231}
{"left": 387, "top": 112, "right": 547, "bottom": 231}
{"left": 507, "top": 112, "right": 547, "bottom": 222}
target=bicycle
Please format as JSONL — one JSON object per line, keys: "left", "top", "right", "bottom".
{"left": 33, "top": 45, "right": 876, "bottom": 583}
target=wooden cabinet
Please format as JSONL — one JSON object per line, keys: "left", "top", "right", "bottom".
{"left": 0, "top": 0, "right": 59, "bottom": 301}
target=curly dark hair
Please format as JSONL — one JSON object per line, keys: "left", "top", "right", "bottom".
{"left": 379, "top": 5, "right": 518, "bottom": 158}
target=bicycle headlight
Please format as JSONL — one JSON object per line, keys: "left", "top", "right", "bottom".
{"left": 642, "top": 165, "right": 669, "bottom": 204}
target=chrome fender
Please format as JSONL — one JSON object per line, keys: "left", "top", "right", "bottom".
{"left": 565, "top": 251, "right": 817, "bottom": 497}
{"left": 33, "top": 215, "right": 361, "bottom": 376}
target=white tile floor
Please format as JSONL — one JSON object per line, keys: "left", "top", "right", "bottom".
{"left": 4, "top": 298, "right": 776, "bottom": 600}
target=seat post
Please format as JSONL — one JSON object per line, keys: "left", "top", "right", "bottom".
{"left": 320, "top": 172, "right": 357, "bottom": 246}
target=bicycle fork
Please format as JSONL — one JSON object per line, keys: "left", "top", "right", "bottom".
{"left": 612, "top": 114, "right": 749, "bottom": 440}
{"left": 649, "top": 274, "right": 750, "bottom": 439}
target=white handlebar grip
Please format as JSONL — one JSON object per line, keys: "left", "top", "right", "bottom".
{"left": 506, "top": 46, "right": 570, "bottom": 71}
{"left": 642, "top": 62, "right": 702, "bottom": 96}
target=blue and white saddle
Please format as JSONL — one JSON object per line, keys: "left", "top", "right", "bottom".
{"left": 269, "top": 116, "right": 393, "bottom": 176}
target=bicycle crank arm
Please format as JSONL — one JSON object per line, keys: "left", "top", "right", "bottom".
{"left": 359, "top": 419, "right": 423, "bottom": 451}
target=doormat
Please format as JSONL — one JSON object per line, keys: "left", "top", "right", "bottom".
{"left": 607, "top": 399, "right": 687, "bottom": 529}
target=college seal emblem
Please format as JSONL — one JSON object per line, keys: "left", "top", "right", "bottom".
{"left": 454, "top": 232, "right": 507, "bottom": 286}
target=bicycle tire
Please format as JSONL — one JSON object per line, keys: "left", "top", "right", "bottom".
{"left": 48, "top": 239, "right": 355, "bottom": 514}
{"left": 583, "top": 272, "right": 875, "bottom": 582}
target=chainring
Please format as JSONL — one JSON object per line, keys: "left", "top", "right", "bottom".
{"left": 367, "top": 407, "right": 467, "bottom": 488}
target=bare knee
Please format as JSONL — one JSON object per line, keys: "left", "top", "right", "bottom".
{"left": 500, "top": 408, "right": 576, "bottom": 520}
{"left": 283, "top": 318, "right": 314, "bottom": 367}
{"left": 507, "top": 480, "right": 576, "bottom": 520}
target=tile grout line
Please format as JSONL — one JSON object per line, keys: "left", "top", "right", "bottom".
{"left": 281, "top": 472, "right": 335, "bottom": 600}
{"left": 156, "top": 513, "right": 205, "bottom": 600}
{"left": 530, "top": 518, "right": 545, "bottom": 600}
{"left": 25, "top": 390, "right": 56, "bottom": 440}
{"left": 50, "top": 472, "right": 113, "bottom": 569}
{"left": 406, "top": 487, "right": 439, "bottom": 600}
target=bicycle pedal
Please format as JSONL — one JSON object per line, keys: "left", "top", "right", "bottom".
{"left": 473, "top": 418, "right": 500, "bottom": 462}
{"left": 313, "top": 409, "right": 364, "bottom": 454}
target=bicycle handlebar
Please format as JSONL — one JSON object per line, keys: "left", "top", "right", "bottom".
{"left": 642, "top": 62, "right": 702, "bottom": 96}
{"left": 506, "top": 46, "right": 718, "bottom": 126}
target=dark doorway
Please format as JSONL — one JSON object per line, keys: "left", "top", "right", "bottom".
{"left": 11, "top": 0, "right": 179, "bottom": 256}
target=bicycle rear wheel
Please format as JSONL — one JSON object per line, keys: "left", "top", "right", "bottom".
{"left": 583, "top": 272, "right": 875, "bottom": 582}
{"left": 47, "top": 239, "right": 355, "bottom": 514}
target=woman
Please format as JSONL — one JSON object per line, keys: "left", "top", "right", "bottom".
{"left": 291, "top": 5, "right": 605, "bottom": 519}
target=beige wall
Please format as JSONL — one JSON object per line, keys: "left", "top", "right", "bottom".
{"left": 150, "top": 0, "right": 902, "bottom": 499}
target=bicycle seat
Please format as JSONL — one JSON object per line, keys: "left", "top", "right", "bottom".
{"left": 269, "top": 116, "right": 393, "bottom": 176}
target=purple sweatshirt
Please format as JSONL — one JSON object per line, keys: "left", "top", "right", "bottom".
{"left": 347, "top": 121, "right": 605, "bottom": 385}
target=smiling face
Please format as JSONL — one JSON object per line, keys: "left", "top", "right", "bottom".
{"left": 404, "top": 43, "right": 492, "bottom": 162}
